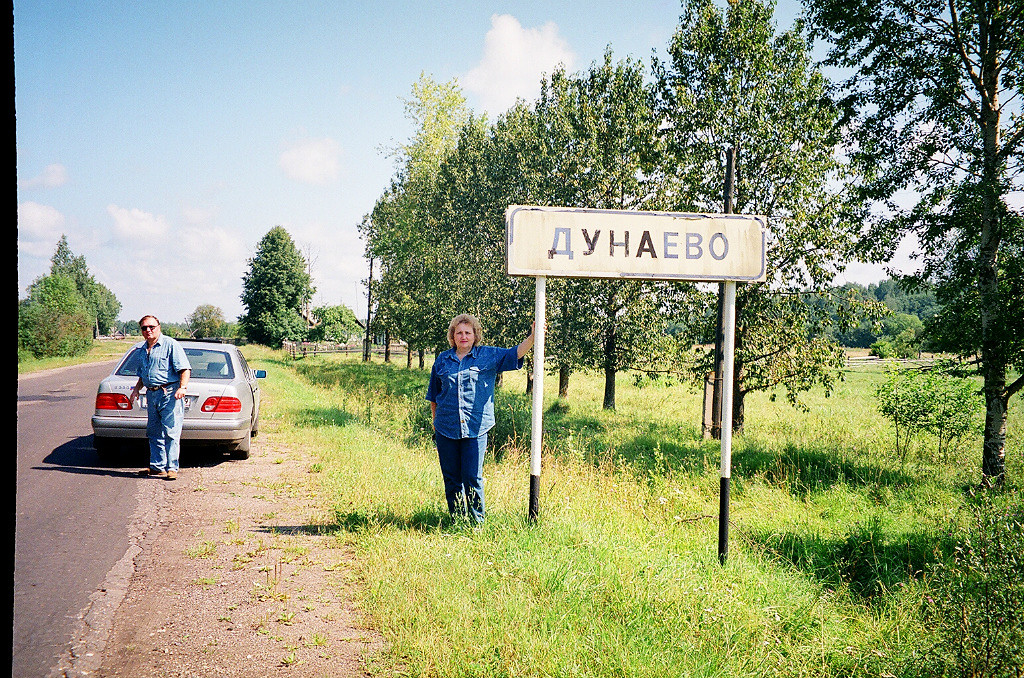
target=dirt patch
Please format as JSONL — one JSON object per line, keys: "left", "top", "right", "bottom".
{"left": 87, "top": 442, "right": 383, "bottom": 678}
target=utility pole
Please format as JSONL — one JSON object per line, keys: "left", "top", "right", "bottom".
{"left": 705, "top": 146, "right": 737, "bottom": 440}
{"left": 363, "top": 257, "right": 373, "bottom": 362}
{"left": 718, "top": 145, "right": 737, "bottom": 566}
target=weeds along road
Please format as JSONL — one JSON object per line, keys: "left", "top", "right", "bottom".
{"left": 15, "top": 360, "right": 148, "bottom": 678}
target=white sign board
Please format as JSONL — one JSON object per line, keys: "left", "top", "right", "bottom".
{"left": 506, "top": 205, "right": 766, "bottom": 282}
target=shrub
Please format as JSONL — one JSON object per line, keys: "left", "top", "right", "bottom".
{"left": 18, "top": 274, "right": 93, "bottom": 358}
{"left": 914, "top": 491, "right": 1024, "bottom": 677}
{"left": 870, "top": 339, "right": 894, "bottom": 358}
{"left": 875, "top": 362, "right": 983, "bottom": 463}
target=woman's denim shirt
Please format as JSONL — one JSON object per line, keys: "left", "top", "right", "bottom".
{"left": 426, "top": 345, "right": 522, "bottom": 440}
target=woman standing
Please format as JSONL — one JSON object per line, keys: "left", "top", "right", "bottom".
{"left": 426, "top": 314, "right": 536, "bottom": 523}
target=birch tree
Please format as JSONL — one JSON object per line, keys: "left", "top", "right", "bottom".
{"left": 804, "top": 0, "right": 1024, "bottom": 484}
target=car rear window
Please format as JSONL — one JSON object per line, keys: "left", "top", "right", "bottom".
{"left": 184, "top": 349, "right": 235, "bottom": 379}
{"left": 115, "top": 348, "right": 144, "bottom": 377}
{"left": 114, "top": 347, "right": 235, "bottom": 379}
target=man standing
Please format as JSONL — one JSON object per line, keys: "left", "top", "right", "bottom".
{"left": 128, "top": 315, "right": 191, "bottom": 480}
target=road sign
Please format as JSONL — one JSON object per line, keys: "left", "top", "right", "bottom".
{"left": 506, "top": 205, "right": 766, "bottom": 282}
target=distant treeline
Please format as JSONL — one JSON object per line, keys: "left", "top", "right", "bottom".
{"left": 827, "top": 280, "right": 939, "bottom": 351}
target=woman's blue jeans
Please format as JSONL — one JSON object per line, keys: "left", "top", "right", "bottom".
{"left": 434, "top": 432, "right": 487, "bottom": 523}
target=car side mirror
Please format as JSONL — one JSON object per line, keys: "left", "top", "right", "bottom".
{"left": 254, "top": 370, "right": 267, "bottom": 379}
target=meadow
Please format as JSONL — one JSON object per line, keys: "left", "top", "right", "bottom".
{"left": 246, "top": 347, "right": 1020, "bottom": 677}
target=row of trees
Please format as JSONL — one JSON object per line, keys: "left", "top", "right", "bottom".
{"left": 361, "top": 0, "right": 1022, "bottom": 485}
{"left": 363, "top": 0, "right": 868, "bottom": 424}
{"left": 18, "top": 236, "right": 121, "bottom": 359}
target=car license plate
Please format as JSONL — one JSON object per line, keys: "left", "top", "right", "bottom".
{"left": 139, "top": 394, "right": 195, "bottom": 411}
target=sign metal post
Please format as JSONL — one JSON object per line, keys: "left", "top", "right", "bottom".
{"left": 718, "top": 280, "right": 736, "bottom": 564}
{"left": 529, "top": 275, "right": 546, "bottom": 523}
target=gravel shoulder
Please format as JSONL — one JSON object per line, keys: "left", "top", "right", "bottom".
{"left": 73, "top": 439, "right": 383, "bottom": 678}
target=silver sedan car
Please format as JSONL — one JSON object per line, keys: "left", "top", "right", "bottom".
{"left": 92, "top": 339, "right": 266, "bottom": 459}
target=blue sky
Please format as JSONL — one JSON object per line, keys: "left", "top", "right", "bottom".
{"left": 17, "top": 0, "right": 902, "bottom": 324}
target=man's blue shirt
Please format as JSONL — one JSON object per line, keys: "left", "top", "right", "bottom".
{"left": 130, "top": 336, "right": 192, "bottom": 388}
{"left": 426, "top": 345, "right": 522, "bottom": 439}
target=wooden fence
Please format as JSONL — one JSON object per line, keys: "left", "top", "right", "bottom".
{"left": 283, "top": 340, "right": 410, "bottom": 359}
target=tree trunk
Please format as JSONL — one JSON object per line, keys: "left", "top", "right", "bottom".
{"left": 732, "top": 385, "right": 746, "bottom": 435}
{"left": 525, "top": 371, "right": 533, "bottom": 395}
{"left": 603, "top": 364, "right": 616, "bottom": 410}
{"left": 418, "top": 349, "right": 425, "bottom": 370}
{"left": 978, "top": 66, "right": 1006, "bottom": 486}
{"left": 384, "top": 330, "right": 391, "bottom": 363}
{"left": 602, "top": 326, "right": 616, "bottom": 410}
{"left": 559, "top": 366, "right": 570, "bottom": 398}
{"left": 407, "top": 346, "right": 413, "bottom": 369}
{"left": 602, "top": 299, "right": 618, "bottom": 410}
{"left": 730, "top": 291, "right": 747, "bottom": 434}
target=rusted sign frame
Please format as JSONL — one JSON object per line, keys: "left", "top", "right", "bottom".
{"left": 506, "top": 205, "right": 767, "bottom": 282}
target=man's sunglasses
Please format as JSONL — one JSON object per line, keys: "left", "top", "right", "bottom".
{"left": 141, "top": 325, "right": 158, "bottom": 330}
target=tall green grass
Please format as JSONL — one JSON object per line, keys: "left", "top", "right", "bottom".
{"left": 246, "top": 346, "right": 1021, "bottom": 677}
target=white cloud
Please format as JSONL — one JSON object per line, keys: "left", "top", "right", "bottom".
{"left": 463, "top": 14, "right": 576, "bottom": 115}
{"left": 18, "top": 201, "right": 66, "bottom": 239}
{"left": 180, "top": 225, "right": 247, "bottom": 265}
{"left": 279, "top": 137, "right": 341, "bottom": 185}
{"left": 107, "top": 204, "right": 169, "bottom": 241}
{"left": 17, "top": 201, "right": 67, "bottom": 257}
{"left": 20, "top": 163, "right": 69, "bottom": 189}
{"left": 181, "top": 204, "right": 218, "bottom": 226}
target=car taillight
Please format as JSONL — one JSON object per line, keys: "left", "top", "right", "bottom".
{"left": 201, "top": 396, "right": 242, "bottom": 413}
{"left": 96, "top": 393, "right": 132, "bottom": 410}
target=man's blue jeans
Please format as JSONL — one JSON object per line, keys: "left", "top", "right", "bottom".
{"left": 434, "top": 432, "right": 488, "bottom": 523}
{"left": 146, "top": 387, "right": 184, "bottom": 472}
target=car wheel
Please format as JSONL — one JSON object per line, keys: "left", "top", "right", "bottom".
{"left": 251, "top": 413, "right": 260, "bottom": 437}
{"left": 230, "top": 428, "right": 251, "bottom": 460}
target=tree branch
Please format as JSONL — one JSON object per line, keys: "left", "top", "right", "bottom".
{"left": 1007, "top": 373, "right": 1024, "bottom": 401}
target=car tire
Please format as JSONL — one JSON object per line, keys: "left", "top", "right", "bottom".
{"left": 251, "top": 413, "right": 260, "bottom": 437}
{"left": 230, "top": 428, "right": 251, "bottom": 460}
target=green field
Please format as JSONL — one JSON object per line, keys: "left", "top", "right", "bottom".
{"left": 241, "top": 346, "right": 1022, "bottom": 677}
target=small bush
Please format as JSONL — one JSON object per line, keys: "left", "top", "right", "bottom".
{"left": 875, "top": 362, "right": 983, "bottom": 463}
{"left": 914, "top": 491, "right": 1024, "bottom": 677}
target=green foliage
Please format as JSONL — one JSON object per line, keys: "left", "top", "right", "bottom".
{"left": 309, "top": 304, "right": 362, "bottom": 342}
{"left": 533, "top": 52, "right": 673, "bottom": 409}
{"left": 49, "top": 234, "right": 121, "bottom": 335}
{"left": 18, "top": 273, "right": 93, "bottom": 358}
{"left": 239, "top": 226, "right": 314, "bottom": 347}
{"left": 654, "top": 0, "right": 863, "bottom": 428}
{"left": 185, "top": 304, "right": 226, "bottom": 338}
{"left": 876, "top": 362, "right": 983, "bottom": 463}
{"left": 362, "top": 74, "right": 474, "bottom": 355}
{"left": 915, "top": 491, "right": 1024, "bottom": 677}
{"left": 804, "top": 0, "right": 1024, "bottom": 483}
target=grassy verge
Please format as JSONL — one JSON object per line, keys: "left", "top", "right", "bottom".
{"left": 17, "top": 338, "right": 139, "bottom": 375}
{"left": 245, "top": 346, "right": 1021, "bottom": 677}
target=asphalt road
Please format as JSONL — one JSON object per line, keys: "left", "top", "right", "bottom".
{"left": 15, "top": 360, "right": 142, "bottom": 678}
